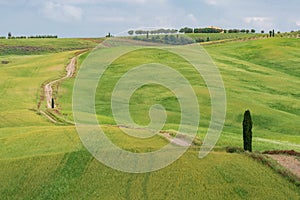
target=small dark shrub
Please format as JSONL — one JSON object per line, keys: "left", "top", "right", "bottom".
{"left": 1, "top": 61, "right": 9, "bottom": 64}
{"left": 226, "top": 146, "right": 245, "bottom": 153}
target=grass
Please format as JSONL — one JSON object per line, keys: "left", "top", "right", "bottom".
{"left": 129, "top": 33, "right": 265, "bottom": 45}
{"left": 1, "top": 149, "right": 299, "bottom": 199}
{"left": 187, "top": 33, "right": 264, "bottom": 42}
{"left": 90, "top": 38, "right": 300, "bottom": 151}
{"left": 204, "top": 38, "right": 300, "bottom": 144}
{"left": 247, "top": 151, "right": 300, "bottom": 186}
{"left": 0, "top": 37, "right": 300, "bottom": 199}
{"left": 0, "top": 38, "right": 103, "bottom": 55}
{"left": 95, "top": 48, "right": 210, "bottom": 131}
{"left": 0, "top": 51, "right": 78, "bottom": 127}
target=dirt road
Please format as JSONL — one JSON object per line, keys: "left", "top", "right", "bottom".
{"left": 44, "top": 57, "right": 77, "bottom": 108}
{"left": 161, "top": 132, "right": 193, "bottom": 147}
{"left": 268, "top": 154, "right": 300, "bottom": 178}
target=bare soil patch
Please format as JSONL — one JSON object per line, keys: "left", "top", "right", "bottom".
{"left": 267, "top": 154, "right": 300, "bottom": 178}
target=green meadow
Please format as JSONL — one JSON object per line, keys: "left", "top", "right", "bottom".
{"left": 0, "top": 38, "right": 103, "bottom": 55}
{"left": 0, "top": 37, "right": 300, "bottom": 199}
{"left": 188, "top": 32, "right": 264, "bottom": 42}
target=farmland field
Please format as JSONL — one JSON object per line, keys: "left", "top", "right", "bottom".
{"left": 0, "top": 36, "right": 300, "bottom": 199}
{"left": 129, "top": 32, "right": 265, "bottom": 45}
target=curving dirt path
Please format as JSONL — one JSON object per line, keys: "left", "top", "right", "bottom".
{"left": 107, "top": 125, "right": 194, "bottom": 147}
{"left": 161, "top": 132, "right": 193, "bottom": 147}
{"left": 268, "top": 154, "right": 300, "bottom": 178}
{"left": 38, "top": 53, "right": 201, "bottom": 141}
{"left": 44, "top": 57, "right": 77, "bottom": 108}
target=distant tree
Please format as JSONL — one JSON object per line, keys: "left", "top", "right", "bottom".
{"left": 128, "top": 30, "right": 134, "bottom": 35}
{"left": 240, "top": 29, "right": 246, "bottom": 33}
{"left": 135, "top": 30, "right": 143, "bottom": 35}
{"left": 135, "top": 30, "right": 147, "bottom": 35}
{"left": 195, "top": 38, "right": 204, "bottom": 43}
{"left": 179, "top": 27, "right": 193, "bottom": 34}
{"left": 194, "top": 28, "right": 200, "bottom": 33}
{"left": 272, "top": 29, "right": 275, "bottom": 37}
{"left": 277, "top": 31, "right": 281, "bottom": 34}
{"left": 223, "top": 29, "right": 227, "bottom": 33}
{"left": 269, "top": 30, "right": 272, "bottom": 37}
{"left": 106, "top": 32, "right": 111, "bottom": 37}
{"left": 146, "top": 31, "right": 149, "bottom": 39}
{"left": 251, "top": 29, "right": 256, "bottom": 33}
{"left": 207, "top": 37, "right": 210, "bottom": 42}
{"left": 8, "top": 32, "right": 12, "bottom": 39}
{"left": 246, "top": 29, "right": 250, "bottom": 33}
{"left": 196, "top": 28, "right": 222, "bottom": 33}
{"left": 243, "top": 110, "right": 253, "bottom": 152}
{"left": 261, "top": 30, "right": 264, "bottom": 34}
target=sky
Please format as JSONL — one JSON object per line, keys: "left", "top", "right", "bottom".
{"left": 0, "top": 0, "right": 299, "bottom": 38}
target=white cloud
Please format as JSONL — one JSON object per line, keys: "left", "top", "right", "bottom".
{"left": 97, "top": 0, "right": 167, "bottom": 4}
{"left": 0, "top": 0, "right": 25, "bottom": 5}
{"left": 244, "top": 17, "right": 269, "bottom": 24}
{"left": 29, "top": 0, "right": 166, "bottom": 5}
{"left": 204, "top": 0, "right": 231, "bottom": 6}
{"left": 95, "top": 16, "right": 126, "bottom": 23}
{"left": 205, "top": 0, "right": 218, "bottom": 5}
{"left": 187, "top": 13, "right": 198, "bottom": 25}
{"left": 41, "top": 2, "right": 83, "bottom": 22}
{"left": 187, "top": 14, "right": 197, "bottom": 22}
{"left": 244, "top": 17, "right": 274, "bottom": 30}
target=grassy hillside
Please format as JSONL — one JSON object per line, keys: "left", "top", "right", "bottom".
{"left": 187, "top": 33, "right": 263, "bottom": 42}
{"left": 0, "top": 37, "right": 300, "bottom": 199}
{"left": 0, "top": 38, "right": 103, "bottom": 55}
{"left": 0, "top": 51, "right": 74, "bottom": 127}
{"left": 88, "top": 38, "right": 300, "bottom": 152}
{"left": 1, "top": 149, "right": 299, "bottom": 199}
{"left": 129, "top": 33, "right": 265, "bottom": 45}
{"left": 204, "top": 38, "right": 300, "bottom": 150}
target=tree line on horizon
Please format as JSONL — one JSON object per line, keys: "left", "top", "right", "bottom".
{"left": 0, "top": 32, "right": 58, "bottom": 39}
{"left": 127, "top": 27, "right": 300, "bottom": 36}
{"left": 128, "top": 29, "right": 178, "bottom": 36}
{"left": 128, "top": 27, "right": 260, "bottom": 35}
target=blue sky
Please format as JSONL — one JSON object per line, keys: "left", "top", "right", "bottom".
{"left": 0, "top": 0, "right": 299, "bottom": 38}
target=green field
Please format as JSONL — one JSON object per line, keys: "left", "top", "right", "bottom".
{"left": 188, "top": 33, "right": 264, "bottom": 42}
{"left": 0, "top": 37, "right": 300, "bottom": 199}
{"left": 130, "top": 33, "right": 265, "bottom": 45}
{"left": 0, "top": 38, "right": 103, "bottom": 55}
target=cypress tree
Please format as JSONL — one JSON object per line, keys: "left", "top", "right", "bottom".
{"left": 51, "top": 98, "right": 55, "bottom": 109}
{"left": 243, "top": 110, "right": 253, "bottom": 152}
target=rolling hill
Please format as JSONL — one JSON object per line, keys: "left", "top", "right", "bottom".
{"left": 0, "top": 36, "right": 299, "bottom": 199}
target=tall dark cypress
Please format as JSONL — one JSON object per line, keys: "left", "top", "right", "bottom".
{"left": 243, "top": 110, "right": 253, "bottom": 152}
{"left": 51, "top": 98, "right": 55, "bottom": 109}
